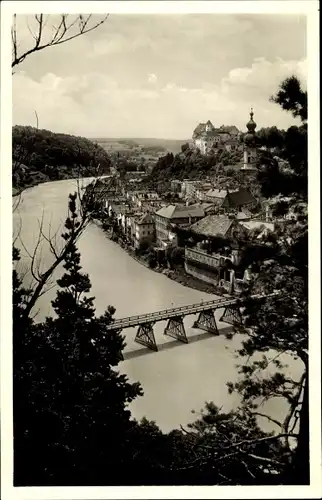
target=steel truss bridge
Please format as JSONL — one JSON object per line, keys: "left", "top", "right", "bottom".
{"left": 106, "top": 293, "right": 275, "bottom": 354}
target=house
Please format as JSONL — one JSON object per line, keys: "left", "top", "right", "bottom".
{"left": 189, "top": 215, "right": 248, "bottom": 241}
{"left": 194, "top": 182, "right": 213, "bottom": 201}
{"left": 204, "top": 188, "right": 238, "bottom": 205}
{"left": 171, "top": 180, "right": 182, "bottom": 194}
{"left": 108, "top": 203, "right": 132, "bottom": 229}
{"left": 185, "top": 216, "right": 250, "bottom": 293}
{"left": 199, "top": 202, "right": 217, "bottom": 215}
{"left": 219, "top": 125, "right": 241, "bottom": 139}
{"left": 239, "top": 220, "right": 275, "bottom": 240}
{"left": 221, "top": 188, "right": 257, "bottom": 212}
{"left": 181, "top": 180, "right": 203, "bottom": 198}
{"left": 235, "top": 209, "right": 253, "bottom": 221}
{"left": 154, "top": 204, "right": 205, "bottom": 247}
{"left": 133, "top": 213, "right": 155, "bottom": 249}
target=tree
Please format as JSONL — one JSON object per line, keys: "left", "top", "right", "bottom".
{"left": 256, "top": 126, "right": 285, "bottom": 151}
{"left": 158, "top": 403, "right": 290, "bottom": 485}
{"left": 227, "top": 206, "right": 308, "bottom": 484}
{"left": 14, "top": 194, "right": 143, "bottom": 486}
{"left": 12, "top": 14, "right": 108, "bottom": 69}
{"left": 12, "top": 125, "right": 112, "bottom": 190}
{"left": 257, "top": 76, "right": 307, "bottom": 199}
{"left": 270, "top": 75, "right": 307, "bottom": 122}
{"left": 181, "top": 142, "right": 190, "bottom": 153}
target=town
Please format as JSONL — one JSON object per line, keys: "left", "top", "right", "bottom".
{"left": 10, "top": 10, "right": 312, "bottom": 490}
{"left": 85, "top": 109, "right": 303, "bottom": 297}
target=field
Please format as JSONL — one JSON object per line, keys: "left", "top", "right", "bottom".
{"left": 91, "top": 137, "right": 188, "bottom": 154}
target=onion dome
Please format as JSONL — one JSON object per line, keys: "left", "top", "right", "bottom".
{"left": 246, "top": 108, "right": 257, "bottom": 133}
{"left": 244, "top": 108, "right": 257, "bottom": 145}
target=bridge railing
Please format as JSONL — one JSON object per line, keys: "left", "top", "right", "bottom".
{"left": 106, "top": 292, "right": 278, "bottom": 330}
{"left": 110, "top": 296, "right": 231, "bottom": 326}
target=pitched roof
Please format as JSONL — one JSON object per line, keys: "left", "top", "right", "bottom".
{"left": 190, "top": 215, "right": 236, "bottom": 238}
{"left": 205, "top": 188, "right": 238, "bottom": 200}
{"left": 205, "top": 189, "right": 228, "bottom": 199}
{"left": 240, "top": 220, "right": 274, "bottom": 232}
{"left": 155, "top": 204, "right": 204, "bottom": 220}
{"left": 221, "top": 188, "right": 256, "bottom": 208}
{"left": 192, "top": 123, "right": 206, "bottom": 137}
{"left": 236, "top": 209, "right": 252, "bottom": 220}
{"left": 137, "top": 213, "right": 154, "bottom": 225}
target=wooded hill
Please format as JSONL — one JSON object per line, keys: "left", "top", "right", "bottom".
{"left": 12, "top": 126, "right": 112, "bottom": 193}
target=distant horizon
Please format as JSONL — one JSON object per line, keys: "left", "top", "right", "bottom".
{"left": 88, "top": 136, "right": 189, "bottom": 141}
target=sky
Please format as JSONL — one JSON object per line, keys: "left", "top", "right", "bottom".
{"left": 12, "top": 14, "right": 307, "bottom": 139}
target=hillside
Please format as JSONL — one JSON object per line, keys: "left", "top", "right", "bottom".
{"left": 142, "top": 146, "right": 261, "bottom": 195}
{"left": 12, "top": 126, "right": 112, "bottom": 193}
{"left": 146, "top": 147, "right": 244, "bottom": 182}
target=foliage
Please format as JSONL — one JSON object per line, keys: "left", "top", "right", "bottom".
{"left": 256, "top": 126, "right": 286, "bottom": 151}
{"left": 228, "top": 203, "right": 308, "bottom": 483}
{"left": 270, "top": 75, "right": 307, "bottom": 122}
{"left": 12, "top": 125, "right": 112, "bottom": 189}
{"left": 13, "top": 194, "right": 143, "bottom": 486}
{"left": 257, "top": 76, "right": 307, "bottom": 199}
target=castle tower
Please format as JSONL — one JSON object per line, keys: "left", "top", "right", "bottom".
{"left": 242, "top": 108, "right": 258, "bottom": 171}
{"left": 205, "top": 120, "right": 214, "bottom": 132}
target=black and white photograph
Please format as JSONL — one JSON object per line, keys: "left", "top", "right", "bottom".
{"left": 1, "top": 1, "right": 320, "bottom": 497}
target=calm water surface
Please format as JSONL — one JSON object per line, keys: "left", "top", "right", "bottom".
{"left": 13, "top": 178, "right": 303, "bottom": 432}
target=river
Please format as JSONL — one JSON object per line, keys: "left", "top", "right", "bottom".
{"left": 13, "top": 178, "right": 303, "bottom": 433}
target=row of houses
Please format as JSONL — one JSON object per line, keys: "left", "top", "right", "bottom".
{"left": 90, "top": 175, "right": 284, "bottom": 294}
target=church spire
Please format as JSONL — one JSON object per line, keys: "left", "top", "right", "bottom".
{"left": 246, "top": 108, "right": 256, "bottom": 133}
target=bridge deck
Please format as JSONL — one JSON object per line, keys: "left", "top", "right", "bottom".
{"left": 106, "top": 293, "right": 267, "bottom": 331}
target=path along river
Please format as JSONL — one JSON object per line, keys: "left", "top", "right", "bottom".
{"left": 13, "top": 178, "right": 303, "bottom": 433}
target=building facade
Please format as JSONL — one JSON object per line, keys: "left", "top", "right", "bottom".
{"left": 154, "top": 204, "right": 205, "bottom": 247}
{"left": 192, "top": 120, "right": 241, "bottom": 155}
{"left": 133, "top": 213, "right": 155, "bottom": 249}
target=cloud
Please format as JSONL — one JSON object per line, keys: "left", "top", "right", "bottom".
{"left": 13, "top": 55, "right": 307, "bottom": 139}
{"left": 148, "top": 73, "right": 158, "bottom": 84}
{"left": 222, "top": 57, "right": 307, "bottom": 94}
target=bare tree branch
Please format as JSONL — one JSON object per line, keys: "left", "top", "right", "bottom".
{"left": 21, "top": 194, "right": 91, "bottom": 319}
{"left": 249, "top": 411, "right": 282, "bottom": 429}
{"left": 12, "top": 14, "right": 109, "bottom": 68}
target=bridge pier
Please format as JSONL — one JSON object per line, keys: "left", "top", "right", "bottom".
{"left": 193, "top": 309, "right": 219, "bottom": 335}
{"left": 220, "top": 305, "right": 243, "bottom": 326}
{"left": 164, "top": 316, "right": 188, "bottom": 343}
{"left": 135, "top": 322, "right": 158, "bottom": 351}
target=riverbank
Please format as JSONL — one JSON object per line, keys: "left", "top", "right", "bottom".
{"left": 92, "top": 218, "right": 229, "bottom": 297}
{"left": 13, "top": 175, "right": 73, "bottom": 197}
{"left": 12, "top": 172, "right": 109, "bottom": 197}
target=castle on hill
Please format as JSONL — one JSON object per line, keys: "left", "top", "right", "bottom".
{"left": 192, "top": 120, "right": 242, "bottom": 155}
{"left": 191, "top": 110, "right": 259, "bottom": 171}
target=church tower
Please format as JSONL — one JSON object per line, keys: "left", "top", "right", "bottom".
{"left": 242, "top": 108, "right": 258, "bottom": 171}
